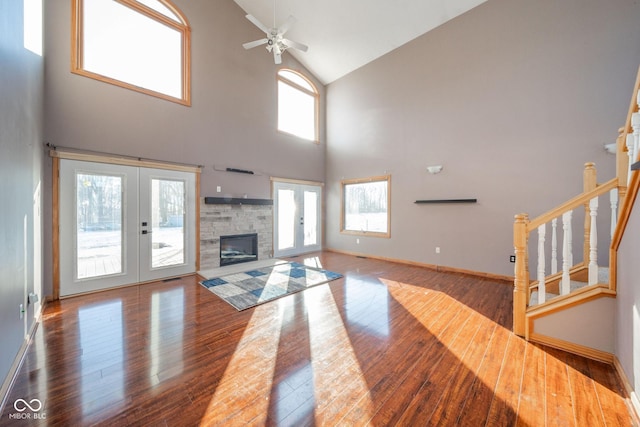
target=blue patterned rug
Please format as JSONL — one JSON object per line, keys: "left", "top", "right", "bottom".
{"left": 200, "top": 262, "right": 343, "bottom": 311}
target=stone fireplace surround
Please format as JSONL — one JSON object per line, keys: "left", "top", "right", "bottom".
{"left": 199, "top": 198, "right": 273, "bottom": 270}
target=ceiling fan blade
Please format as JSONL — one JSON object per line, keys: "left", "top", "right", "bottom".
{"left": 243, "top": 38, "right": 269, "bottom": 50}
{"left": 278, "top": 15, "right": 297, "bottom": 35}
{"left": 245, "top": 14, "right": 270, "bottom": 34}
{"left": 282, "top": 38, "right": 308, "bottom": 53}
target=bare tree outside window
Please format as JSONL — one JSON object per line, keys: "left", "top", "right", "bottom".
{"left": 341, "top": 175, "right": 391, "bottom": 237}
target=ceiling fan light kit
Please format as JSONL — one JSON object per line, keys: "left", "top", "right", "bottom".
{"left": 242, "top": 1, "right": 308, "bottom": 64}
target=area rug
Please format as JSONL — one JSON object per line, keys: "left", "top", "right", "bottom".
{"left": 200, "top": 261, "right": 343, "bottom": 311}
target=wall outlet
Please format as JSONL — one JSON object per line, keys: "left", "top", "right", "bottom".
{"left": 510, "top": 255, "right": 516, "bottom": 263}
{"left": 216, "top": 186, "right": 221, "bottom": 193}
{"left": 356, "top": 238, "right": 360, "bottom": 244}
{"left": 435, "top": 247, "right": 440, "bottom": 254}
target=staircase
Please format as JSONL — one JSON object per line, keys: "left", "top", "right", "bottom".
{"left": 528, "top": 266, "right": 610, "bottom": 306}
{"left": 512, "top": 65, "right": 640, "bottom": 360}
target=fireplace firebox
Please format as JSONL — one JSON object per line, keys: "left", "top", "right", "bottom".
{"left": 220, "top": 233, "right": 258, "bottom": 267}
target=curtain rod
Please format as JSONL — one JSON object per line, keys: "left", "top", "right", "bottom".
{"left": 45, "top": 142, "right": 204, "bottom": 170}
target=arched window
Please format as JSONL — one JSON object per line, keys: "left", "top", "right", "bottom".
{"left": 277, "top": 69, "right": 318, "bottom": 142}
{"left": 72, "top": 0, "right": 191, "bottom": 105}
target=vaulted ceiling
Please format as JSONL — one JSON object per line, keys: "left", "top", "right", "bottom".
{"left": 233, "top": 0, "right": 488, "bottom": 85}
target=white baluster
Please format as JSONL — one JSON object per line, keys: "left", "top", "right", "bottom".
{"left": 537, "top": 224, "right": 546, "bottom": 304}
{"left": 561, "top": 211, "right": 572, "bottom": 295}
{"left": 610, "top": 188, "right": 618, "bottom": 238}
{"left": 567, "top": 211, "right": 573, "bottom": 268}
{"left": 588, "top": 197, "right": 599, "bottom": 285}
{"left": 551, "top": 218, "right": 558, "bottom": 274}
{"left": 632, "top": 111, "right": 640, "bottom": 163}
{"left": 627, "top": 133, "right": 635, "bottom": 185}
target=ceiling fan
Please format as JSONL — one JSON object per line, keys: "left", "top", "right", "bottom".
{"left": 242, "top": 2, "right": 308, "bottom": 65}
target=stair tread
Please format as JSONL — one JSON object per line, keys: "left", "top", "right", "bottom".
{"left": 529, "top": 291, "right": 558, "bottom": 306}
{"left": 529, "top": 266, "right": 610, "bottom": 306}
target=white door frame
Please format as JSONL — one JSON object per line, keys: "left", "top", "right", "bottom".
{"left": 139, "top": 167, "right": 196, "bottom": 282}
{"left": 58, "top": 158, "right": 196, "bottom": 296}
{"left": 272, "top": 178, "right": 323, "bottom": 258}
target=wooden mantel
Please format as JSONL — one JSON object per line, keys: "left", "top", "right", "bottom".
{"left": 204, "top": 197, "right": 273, "bottom": 205}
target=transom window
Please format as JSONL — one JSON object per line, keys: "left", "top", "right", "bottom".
{"left": 72, "top": 0, "right": 191, "bottom": 105}
{"left": 341, "top": 175, "right": 391, "bottom": 238}
{"left": 277, "top": 69, "right": 318, "bottom": 142}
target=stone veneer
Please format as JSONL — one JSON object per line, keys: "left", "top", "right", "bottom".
{"left": 199, "top": 199, "right": 273, "bottom": 270}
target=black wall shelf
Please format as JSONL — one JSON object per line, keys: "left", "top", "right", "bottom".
{"left": 204, "top": 197, "right": 273, "bottom": 205}
{"left": 414, "top": 199, "right": 477, "bottom": 204}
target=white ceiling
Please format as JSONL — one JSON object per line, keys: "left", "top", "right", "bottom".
{"left": 233, "top": 0, "right": 488, "bottom": 85}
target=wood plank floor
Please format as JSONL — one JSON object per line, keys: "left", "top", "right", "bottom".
{"left": 0, "top": 252, "right": 635, "bottom": 426}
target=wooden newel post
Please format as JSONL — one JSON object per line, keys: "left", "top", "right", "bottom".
{"left": 513, "top": 213, "right": 529, "bottom": 337}
{"left": 583, "top": 162, "right": 597, "bottom": 264}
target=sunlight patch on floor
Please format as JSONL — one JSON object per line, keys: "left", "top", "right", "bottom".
{"left": 383, "top": 277, "right": 521, "bottom": 421}
{"left": 302, "top": 256, "right": 323, "bottom": 269}
{"left": 201, "top": 304, "right": 283, "bottom": 425}
{"left": 305, "top": 285, "right": 374, "bottom": 423}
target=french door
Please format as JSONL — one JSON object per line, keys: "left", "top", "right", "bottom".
{"left": 59, "top": 160, "right": 196, "bottom": 296}
{"left": 273, "top": 181, "right": 322, "bottom": 257}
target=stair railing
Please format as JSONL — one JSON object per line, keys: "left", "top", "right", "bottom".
{"left": 610, "top": 66, "right": 640, "bottom": 290}
{"left": 513, "top": 66, "right": 640, "bottom": 337}
{"left": 513, "top": 164, "right": 618, "bottom": 337}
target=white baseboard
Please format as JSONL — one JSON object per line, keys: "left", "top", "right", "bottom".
{"left": 0, "top": 304, "right": 45, "bottom": 416}
{"left": 613, "top": 355, "right": 640, "bottom": 424}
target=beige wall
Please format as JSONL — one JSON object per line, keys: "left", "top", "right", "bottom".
{"left": 44, "top": 0, "right": 326, "bottom": 199}
{"left": 533, "top": 297, "right": 616, "bottom": 353}
{"left": 0, "top": 0, "right": 44, "bottom": 397}
{"left": 42, "top": 0, "right": 327, "bottom": 297}
{"left": 616, "top": 192, "right": 640, "bottom": 411}
{"left": 325, "top": 0, "right": 640, "bottom": 276}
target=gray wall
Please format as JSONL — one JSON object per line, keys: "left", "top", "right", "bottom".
{"left": 325, "top": 0, "right": 640, "bottom": 277}
{"left": 0, "top": 0, "right": 44, "bottom": 396}
{"left": 616, "top": 192, "right": 640, "bottom": 408}
{"left": 43, "top": 0, "right": 326, "bottom": 297}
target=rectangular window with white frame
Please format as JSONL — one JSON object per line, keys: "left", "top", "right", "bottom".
{"left": 341, "top": 175, "right": 390, "bottom": 238}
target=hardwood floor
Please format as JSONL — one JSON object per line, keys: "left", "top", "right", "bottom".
{"left": 0, "top": 252, "right": 635, "bottom": 426}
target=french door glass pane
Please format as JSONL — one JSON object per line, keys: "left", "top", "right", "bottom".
{"left": 76, "top": 173, "right": 123, "bottom": 279}
{"left": 151, "top": 179, "right": 185, "bottom": 268}
{"left": 303, "top": 190, "right": 317, "bottom": 246}
{"left": 278, "top": 189, "right": 296, "bottom": 250}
